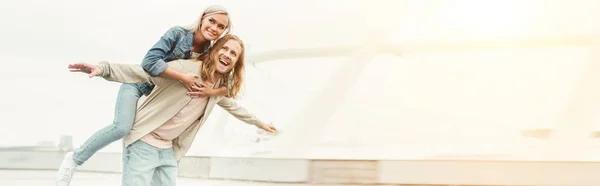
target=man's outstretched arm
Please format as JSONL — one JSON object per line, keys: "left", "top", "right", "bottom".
{"left": 68, "top": 61, "right": 188, "bottom": 86}
{"left": 217, "top": 97, "right": 277, "bottom": 133}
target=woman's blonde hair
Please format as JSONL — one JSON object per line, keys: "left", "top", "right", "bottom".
{"left": 198, "top": 34, "right": 245, "bottom": 99}
{"left": 185, "top": 5, "right": 232, "bottom": 40}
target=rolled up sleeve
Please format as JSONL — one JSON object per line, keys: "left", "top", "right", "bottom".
{"left": 141, "top": 26, "right": 184, "bottom": 77}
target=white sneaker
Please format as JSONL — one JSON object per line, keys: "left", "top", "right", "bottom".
{"left": 55, "top": 152, "right": 79, "bottom": 186}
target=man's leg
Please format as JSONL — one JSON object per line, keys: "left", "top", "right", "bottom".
{"left": 122, "top": 140, "right": 158, "bottom": 186}
{"left": 151, "top": 148, "right": 178, "bottom": 186}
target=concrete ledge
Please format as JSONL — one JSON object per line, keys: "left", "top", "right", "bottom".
{"left": 3, "top": 150, "right": 600, "bottom": 185}
{"left": 0, "top": 151, "right": 123, "bottom": 173}
{"left": 379, "top": 160, "right": 600, "bottom": 186}
{"left": 209, "top": 157, "right": 309, "bottom": 182}
{"left": 177, "top": 156, "right": 210, "bottom": 178}
{"left": 0, "top": 151, "right": 65, "bottom": 170}
{"left": 309, "top": 160, "right": 378, "bottom": 184}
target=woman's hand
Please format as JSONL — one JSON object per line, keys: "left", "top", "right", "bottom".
{"left": 187, "top": 81, "right": 216, "bottom": 98}
{"left": 179, "top": 73, "right": 201, "bottom": 91}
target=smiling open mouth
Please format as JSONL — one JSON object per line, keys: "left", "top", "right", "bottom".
{"left": 219, "top": 59, "right": 229, "bottom": 66}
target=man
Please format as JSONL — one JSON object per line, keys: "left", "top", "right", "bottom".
{"left": 64, "top": 34, "right": 276, "bottom": 186}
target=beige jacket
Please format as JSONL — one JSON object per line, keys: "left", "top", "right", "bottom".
{"left": 97, "top": 59, "right": 266, "bottom": 160}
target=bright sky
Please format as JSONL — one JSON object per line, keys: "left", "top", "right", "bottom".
{"left": 1, "top": 0, "right": 600, "bottom": 159}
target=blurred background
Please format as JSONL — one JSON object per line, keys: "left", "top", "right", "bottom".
{"left": 1, "top": 0, "right": 600, "bottom": 162}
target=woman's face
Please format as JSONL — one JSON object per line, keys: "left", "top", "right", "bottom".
{"left": 199, "top": 13, "right": 228, "bottom": 41}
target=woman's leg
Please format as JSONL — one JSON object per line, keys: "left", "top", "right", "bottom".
{"left": 122, "top": 140, "right": 159, "bottom": 186}
{"left": 72, "top": 84, "right": 143, "bottom": 164}
{"left": 56, "top": 83, "right": 143, "bottom": 186}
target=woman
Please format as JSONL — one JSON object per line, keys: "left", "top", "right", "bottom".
{"left": 56, "top": 5, "right": 233, "bottom": 186}
{"left": 68, "top": 35, "right": 276, "bottom": 186}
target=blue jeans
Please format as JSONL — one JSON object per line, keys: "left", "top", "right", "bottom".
{"left": 122, "top": 140, "right": 177, "bottom": 186}
{"left": 72, "top": 84, "right": 143, "bottom": 165}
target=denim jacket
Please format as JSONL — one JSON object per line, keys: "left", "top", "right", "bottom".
{"left": 135, "top": 26, "right": 210, "bottom": 95}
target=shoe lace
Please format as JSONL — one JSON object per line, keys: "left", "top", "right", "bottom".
{"left": 58, "top": 168, "right": 75, "bottom": 182}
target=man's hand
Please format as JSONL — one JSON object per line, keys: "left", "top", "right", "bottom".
{"left": 257, "top": 123, "right": 277, "bottom": 133}
{"left": 179, "top": 73, "right": 200, "bottom": 92}
{"left": 68, "top": 63, "right": 102, "bottom": 78}
{"left": 187, "top": 81, "right": 216, "bottom": 98}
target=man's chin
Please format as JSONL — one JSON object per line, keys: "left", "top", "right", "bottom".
{"left": 216, "top": 68, "right": 229, "bottom": 74}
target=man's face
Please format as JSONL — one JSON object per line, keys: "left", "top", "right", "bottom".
{"left": 215, "top": 39, "right": 242, "bottom": 74}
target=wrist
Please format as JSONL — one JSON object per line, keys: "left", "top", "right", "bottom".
{"left": 96, "top": 62, "right": 108, "bottom": 77}
{"left": 218, "top": 87, "right": 228, "bottom": 95}
{"left": 207, "top": 89, "right": 216, "bottom": 96}
{"left": 175, "top": 72, "right": 187, "bottom": 83}
{"left": 95, "top": 65, "right": 103, "bottom": 76}
{"left": 160, "top": 67, "right": 183, "bottom": 81}
{"left": 172, "top": 71, "right": 186, "bottom": 83}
